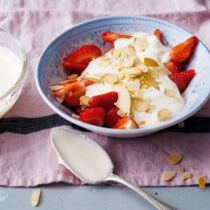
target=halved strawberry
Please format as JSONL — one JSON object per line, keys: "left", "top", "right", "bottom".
{"left": 170, "top": 36, "right": 198, "bottom": 63}
{"left": 62, "top": 61, "right": 87, "bottom": 74}
{"left": 113, "top": 116, "right": 139, "bottom": 129}
{"left": 101, "top": 31, "right": 132, "bottom": 44}
{"left": 169, "top": 69, "right": 195, "bottom": 93}
{"left": 63, "top": 45, "right": 102, "bottom": 65}
{"left": 79, "top": 107, "right": 106, "bottom": 126}
{"left": 53, "top": 82, "right": 86, "bottom": 106}
{"left": 88, "top": 91, "right": 118, "bottom": 111}
{"left": 105, "top": 107, "right": 120, "bottom": 128}
{"left": 154, "top": 29, "right": 163, "bottom": 44}
{"left": 164, "top": 61, "right": 182, "bottom": 74}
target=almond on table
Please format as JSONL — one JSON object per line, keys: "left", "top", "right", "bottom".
{"left": 182, "top": 173, "right": 192, "bottom": 180}
{"left": 168, "top": 154, "right": 182, "bottom": 165}
{"left": 197, "top": 176, "right": 206, "bottom": 189}
{"left": 31, "top": 189, "right": 41, "bottom": 207}
{"left": 161, "top": 171, "right": 176, "bottom": 181}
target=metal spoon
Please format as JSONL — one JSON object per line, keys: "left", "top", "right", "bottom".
{"left": 51, "top": 127, "right": 174, "bottom": 210}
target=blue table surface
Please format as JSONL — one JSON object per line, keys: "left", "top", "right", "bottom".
{"left": 0, "top": 184, "right": 209, "bottom": 210}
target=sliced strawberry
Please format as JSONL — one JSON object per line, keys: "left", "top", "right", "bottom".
{"left": 101, "top": 31, "right": 132, "bottom": 44}
{"left": 88, "top": 91, "right": 118, "bottom": 111}
{"left": 105, "top": 107, "right": 120, "bottom": 128}
{"left": 54, "top": 82, "right": 86, "bottom": 106}
{"left": 63, "top": 45, "right": 102, "bottom": 65}
{"left": 163, "top": 61, "right": 182, "bottom": 74}
{"left": 170, "top": 36, "right": 198, "bottom": 63}
{"left": 154, "top": 29, "right": 163, "bottom": 44}
{"left": 169, "top": 69, "right": 195, "bottom": 93}
{"left": 79, "top": 78, "right": 94, "bottom": 87}
{"left": 113, "top": 116, "right": 139, "bottom": 129}
{"left": 62, "top": 61, "right": 87, "bottom": 74}
{"left": 79, "top": 107, "right": 106, "bottom": 126}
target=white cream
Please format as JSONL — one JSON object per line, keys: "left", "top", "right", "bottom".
{"left": 52, "top": 127, "right": 113, "bottom": 183}
{"left": 0, "top": 46, "right": 22, "bottom": 97}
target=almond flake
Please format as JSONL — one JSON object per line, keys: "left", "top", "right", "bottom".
{"left": 31, "top": 189, "right": 41, "bottom": 207}
{"left": 79, "top": 96, "right": 90, "bottom": 106}
{"left": 198, "top": 176, "right": 206, "bottom": 189}
{"left": 83, "top": 77, "right": 100, "bottom": 83}
{"left": 144, "top": 58, "right": 159, "bottom": 67}
{"left": 55, "top": 89, "right": 65, "bottom": 104}
{"left": 134, "top": 37, "right": 149, "bottom": 52}
{"left": 101, "top": 73, "right": 119, "bottom": 84}
{"left": 182, "top": 173, "right": 192, "bottom": 180}
{"left": 50, "top": 85, "right": 63, "bottom": 91}
{"left": 67, "top": 74, "right": 78, "bottom": 79}
{"left": 116, "top": 88, "right": 130, "bottom": 114}
{"left": 130, "top": 90, "right": 145, "bottom": 99}
{"left": 178, "top": 168, "right": 184, "bottom": 173}
{"left": 126, "top": 79, "right": 140, "bottom": 91}
{"left": 168, "top": 154, "right": 182, "bottom": 165}
{"left": 122, "top": 56, "right": 135, "bottom": 68}
{"left": 111, "top": 49, "right": 122, "bottom": 58}
{"left": 132, "top": 99, "right": 149, "bottom": 112}
{"left": 158, "top": 108, "right": 171, "bottom": 121}
{"left": 117, "top": 109, "right": 126, "bottom": 117}
{"left": 135, "top": 63, "right": 148, "bottom": 73}
{"left": 146, "top": 104, "right": 155, "bottom": 114}
{"left": 165, "top": 89, "right": 175, "bottom": 98}
{"left": 138, "top": 120, "right": 146, "bottom": 125}
{"left": 141, "top": 73, "right": 159, "bottom": 90}
{"left": 126, "top": 45, "right": 136, "bottom": 56}
{"left": 98, "top": 57, "right": 111, "bottom": 67}
{"left": 72, "top": 113, "right": 80, "bottom": 120}
{"left": 149, "top": 67, "right": 159, "bottom": 79}
{"left": 162, "top": 171, "right": 175, "bottom": 181}
{"left": 59, "top": 80, "right": 72, "bottom": 84}
{"left": 122, "top": 67, "right": 142, "bottom": 76}
{"left": 159, "top": 68, "right": 168, "bottom": 75}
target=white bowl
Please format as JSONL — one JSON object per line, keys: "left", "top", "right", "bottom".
{"left": 36, "top": 16, "right": 210, "bottom": 138}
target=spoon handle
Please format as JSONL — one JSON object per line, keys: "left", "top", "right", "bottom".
{"left": 104, "top": 174, "right": 174, "bottom": 210}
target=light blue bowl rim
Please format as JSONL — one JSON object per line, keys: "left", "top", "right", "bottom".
{"left": 36, "top": 15, "right": 210, "bottom": 135}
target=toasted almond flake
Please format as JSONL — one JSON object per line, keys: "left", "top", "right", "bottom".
{"left": 55, "top": 89, "right": 65, "bottom": 104}
{"left": 158, "top": 109, "right": 171, "bottom": 122}
{"left": 50, "top": 85, "right": 63, "bottom": 91}
{"left": 72, "top": 113, "right": 80, "bottom": 120}
{"left": 149, "top": 67, "right": 159, "bottom": 79}
{"left": 117, "top": 109, "right": 126, "bottom": 117}
{"left": 83, "top": 77, "right": 101, "bottom": 83}
{"left": 159, "top": 68, "right": 168, "bottom": 75}
{"left": 178, "top": 168, "right": 184, "bottom": 173}
{"left": 134, "top": 37, "right": 149, "bottom": 52}
{"left": 67, "top": 74, "right": 78, "bottom": 79}
{"left": 168, "top": 154, "right": 182, "bottom": 165}
{"left": 59, "top": 80, "right": 72, "bottom": 84}
{"left": 126, "top": 45, "right": 136, "bottom": 56}
{"left": 79, "top": 96, "right": 90, "bottom": 106}
{"left": 144, "top": 58, "right": 159, "bottom": 67}
{"left": 122, "top": 56, "right": 135, "bottom": 68}
{"left": 31, "top": 189, "right": 41, "bottom": 207}
{"left": 178, "top": 121, "right": 185, "bottom": 128}
{"left": 146, "top": 104, "right": 155, "bottom": 114}
{"left": 132, "top": 99, "right": 149, "bottom": 112}
{"left": 126, "top": 79, "right": 140, "bottom": 91}
{"left": 198, "top": 176, "right": 206, "bottom": 189}
{"left": 130, "top": 90, "right": 145, "bottom": 99}
{"left": 81, "top": 105, "right": 87, "bottom": 111}
{"left": 112, "top": 58, "right": 122, "bottom": 66}
{"left": 161, "top": 171, "right": 175, "bottom": 181}
{"left": 116, "top": 88, "right": 130, "bottom": 114}
{"left": 101, "top": 73, "right": 119, "bottom": 84}
{"left": 98, "top": 57, "right": 111, "bottom": 67}
{"left": 165, "top": 89, "right": 175, "bottom": 98}
{"left": 111, "top": 49, "right": 122, "bottom": 58}
{"left": 122, "top": 67, "right": 142, "bottom": 76}
{"left": 182, "top": 173, "right": 192, "bottom": 180}
{"left": 138, "top": 120, "right": 146, "bottom": 125}
{"left": 135, "top": 63, "right": 148, "bottom": 73}
{"left": 141, "top": 84, "right": 150, "bottom": 89}
{"left": 141, "top": 73, "right": 159, "bottom": 90}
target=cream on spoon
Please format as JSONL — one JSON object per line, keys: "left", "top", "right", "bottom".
{"left": 51, "top": 127, "right": 174, "bottom": 210}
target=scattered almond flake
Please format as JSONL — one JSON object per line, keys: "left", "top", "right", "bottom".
{"left": 165, "top": 89, "right": 175, "bottom": 98}
{"left": 112, "top": 58, "right": 122, "bottom": 66}
{"left": 130, "top": 89, "right": 145, "bottom": 99}
{"left": 59, "top": 79, "right": 72, "bottom": 84}
{"left": 134, "top": 37, "right": 149, "bottom": 52}
{"left": 144, "top": 58, "right": 159, "bottom": 67}
{"left": 159, "top": 68, "right": 168, "bottom": 75}
{"left": 101, "top": 73, "right": 119, "bottom": 84}
{"left": 79, "top": 95, "right": 90, "bottom": 106}
{"left": 126, "top": 45, "right": 136, "bottom": 56}
{"left": 161, "top": 171, "right": 175, "bottom": 181}
{"left": 122, "top": 56, "right": 135, "bottom": 68}
{"left": 178, "top": 168, "right": 184, "bottom": 173}
{"left": 146, "top": 104, "right": 155, "bottom": 114}
{"left": 117, "top": 109, "right": 126, "bottom": 117}
{"left": 158, "top": 108, "right": 171, "bottom": 122}
{"left": 72, "top": 113, "right": 80, "bottom": 120}
{"left": 148, "top": 67, "right": 159, "bottom": 79}
{"left": 182, "top": 173, "right": 192, "bottom": 181}
{"left": 31, "top": 189, "right": 41, "bottom": 207}
{"left": 131, "top": 99, "right": 149, "bottom": 112}
{"left": 198, "top": 176, "right": 206, "bottom": 189}
{"left": 67, "top": 74, "right": 78, "bottom": 79}
{"left": 138, "top": 120, "right": 146, "bottom": 125}
{"left": 168, "top": 154, "right": 182, "bottom": 165}
{"left": 135, "top": 63, "right": 148, "bottom": 73}
{"left": 141, "top": 73, "right": 159, "bottom": 90}
{"left": 49, "top": 85, "right": 63, "bottom": 91}
{"left": 178, "top": 121, "right": 185, "bottom": 128}
{"left": 116, "top": 88, "right": 130, "bottom": 114}
{"left": 111, "top": 49, "right": 122, "bottom": 58}
{"left": 83, "top": 77, "right": 100, "bottom": 83}
{"left": 122, "top": 67, "right": 142, "bottom": 76}
{"left": 98, "top": 57, "right": 111, "bottom": 67}
{"left": 126, "top": 79, "right": 140, "bottom": 91}
{"left": 81, "top": 105, "right": 87, "bottom": 111}
{"left": 141, "top": 84, "right": 150, "bottom": 89}
{"left": 55, "top": 89, "right": 65, "bottom": 104}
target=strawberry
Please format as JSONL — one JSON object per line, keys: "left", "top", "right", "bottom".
{"left": 101, "top": 31, "right": 132, "bottom": 44}
{"left": 63, "top": 45, "right": 102, "bottom": 65}
{"left": 169, "top": 69, "right": 195, "bottom": 93}
{"left": 62, "top": 61, "right": 87, "bottom": 74}
{"left": 76, "top": 106, "right": 88, "bottom": 114}
{"left": 154, "top": 29, "right": 163, "bottom": 44}
{"left": 53, "top": 82, "right": 86, "bottom": 106}
{"left": 105, "top": 107, "right": 120, "bottom": 128}
{"left": 170, "top": 36, "right": 198, "bottom": 63}
{"left": 113, "top": 116, "right": 139, "bottom": 129}
{"left": 88, "top": 91, "right": 118, "bottom": 111}
{"left": 79, "top": 107, "right": 106, "bottom": 126}
{"left": 163, "top": 61, "right": 182, "bottom": 74}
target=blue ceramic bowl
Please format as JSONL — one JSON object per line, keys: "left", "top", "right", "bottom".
{"left": 36, "top": 16, "right": 210, "bottom": 138}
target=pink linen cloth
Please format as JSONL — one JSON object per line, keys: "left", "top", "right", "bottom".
{"left": 0, "top": 0, "right": 209, "bottom": 187}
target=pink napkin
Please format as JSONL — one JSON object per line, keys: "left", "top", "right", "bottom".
{"left": 0, "top": 0, "right": 210, "bottom": 187}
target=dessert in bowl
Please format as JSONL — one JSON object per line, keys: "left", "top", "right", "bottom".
{"left": 36, "top": 16, "right": 210, "bottom": 138}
